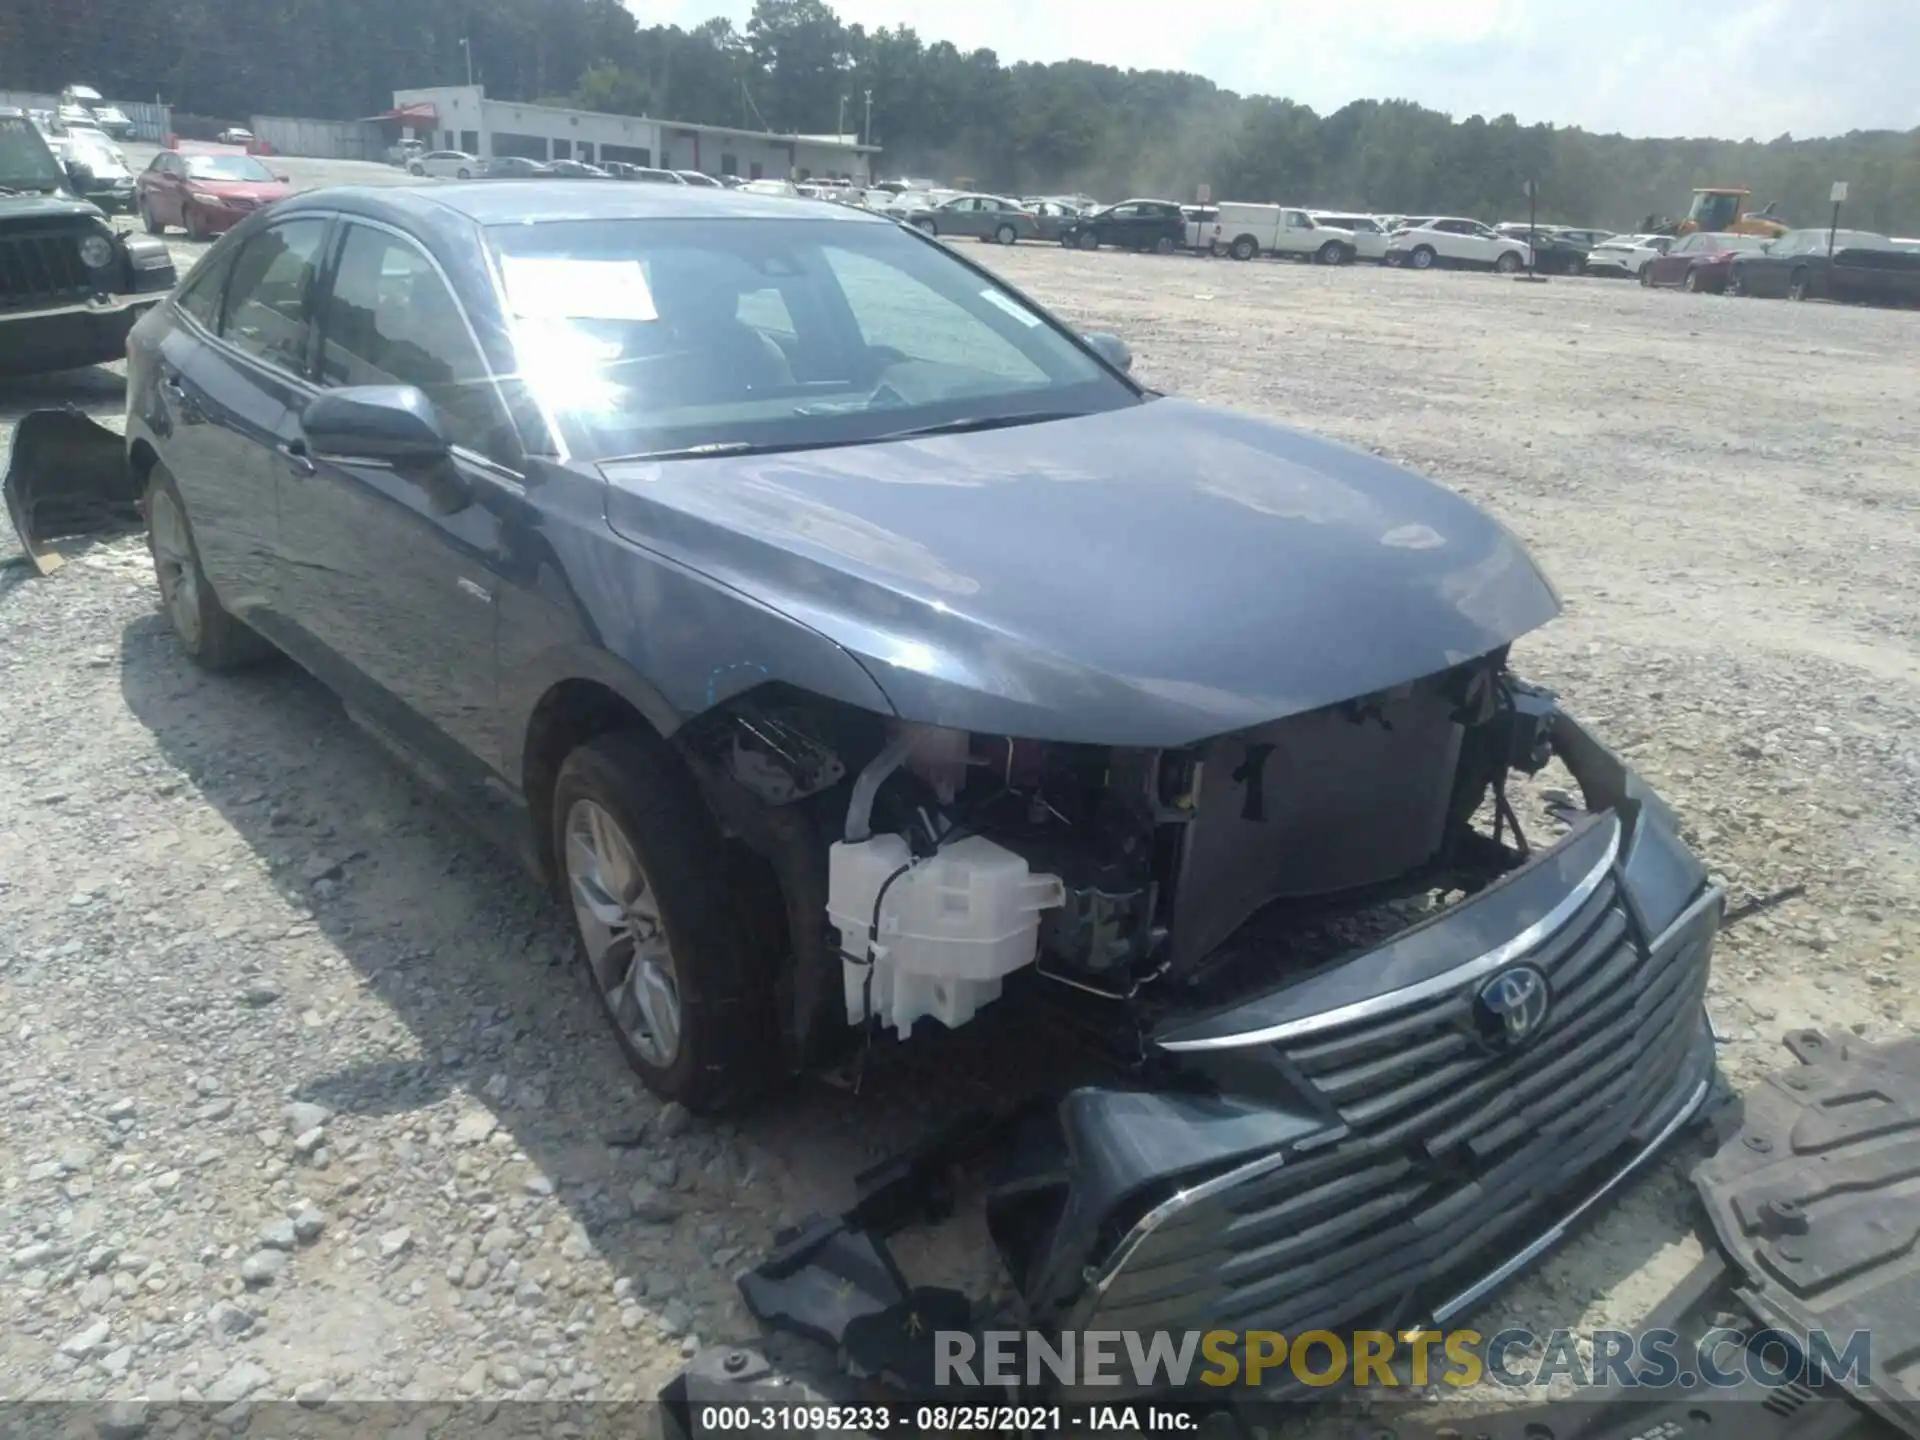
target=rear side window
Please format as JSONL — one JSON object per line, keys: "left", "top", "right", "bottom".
{"left": 317, "top": 222, "right": 519, "bottom": 466}
{"left": 175, "top": 247, "right": 234, "bottom": 329}
{"left": 220, "top": 218, "right": 329, "bottom": 374}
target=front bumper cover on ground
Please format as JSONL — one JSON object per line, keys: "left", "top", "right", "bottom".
{"left": 2, "top": 407, "right": 137, "bottom": 574}
{"left": 994, "top": 796, "right": 1725, "bottom": 1395}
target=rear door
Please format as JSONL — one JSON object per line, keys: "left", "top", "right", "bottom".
{"left": 282, "top": 216, "right": 520, "bottom": 775}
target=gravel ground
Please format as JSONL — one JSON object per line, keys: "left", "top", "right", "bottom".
{"left": 3, "top": 171, "right": 1917, "bottom": 1422}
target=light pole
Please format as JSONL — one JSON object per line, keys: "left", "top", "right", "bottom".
{"left": 460, "top": 37, "right": 474, "bottom": 87}
{"left": 863, "top": 88, "right": 873, "bottom": 146}
{"left": 837, "top": 94, "right": 846, "bottom": 138}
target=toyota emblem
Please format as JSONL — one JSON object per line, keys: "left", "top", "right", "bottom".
{"left": 1473, "top": 964, "right": 1552, "bottom": 1051}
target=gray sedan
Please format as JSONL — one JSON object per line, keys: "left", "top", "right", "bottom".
{"left": 901, "top": 192, "right": 1039, "bottom": 244}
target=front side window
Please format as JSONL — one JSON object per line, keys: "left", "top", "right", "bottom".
{"left": 319, "top": 224, "right": 518, "bottom": 465}
{"left": 487, "top": 215, "right": 1136, "bottom": 462}
{"left": 221, "top": 218, "right": 330, "bottom": 374}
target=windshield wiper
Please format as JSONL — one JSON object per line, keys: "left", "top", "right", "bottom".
{"left": 602, "top": 410, "right": 1087, "bottom": 465}
{"left": 870, "top": 410, "right": 1084, "bottom": 442}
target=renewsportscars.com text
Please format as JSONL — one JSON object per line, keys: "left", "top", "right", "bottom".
{"left": 935, "top": 1327, "right": 1872, "bottom": 1391}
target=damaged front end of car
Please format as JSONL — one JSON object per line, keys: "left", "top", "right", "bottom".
{"left": 674, "top": 638, "right": 1723, "bottom": 1390}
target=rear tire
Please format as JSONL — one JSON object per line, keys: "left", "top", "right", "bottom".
{"left": 409, "top": 162, "right": 425, "bottom": 176}
{"left": 1683, "top": 269, "right": 1703, "bottom": 293}
{"left": 552, "top": 732, "right": 773, "bottom": 1112}
{"left": 1077, "top": 230, "right": 1099, "bottom": 250}
{"left": 1787, "top": 268, "right": 1812, "bottom": 301}
{"left": 1153, "top": 235, "right": 1175, "bottom": 255}
{"left": 140, "top": 200, "right": 163, "bottom": 236}
{"left": 1638, "top": 263, "right": 1654, "bottom": 287}
{"left": 143, "top": 465, "right": 274, "bottom": 672}
{"left": 1229, "top": 236, "right": 1257, "bottom": 261}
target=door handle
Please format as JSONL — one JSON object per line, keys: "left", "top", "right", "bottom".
{"left": 160, "top": 373, "right": 204, "bottom": 424}
{"left": 278, "top": 440, "right": 316, "bottom": 478}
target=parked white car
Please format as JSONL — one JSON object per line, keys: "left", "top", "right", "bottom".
{"left": 738, "top": 178, "right": 801, "bottom": 197}
{"left": 408, "top": 149, "right": 479, "bottom": 178}
{"left": 1310, "top": 211, "right": 1390, "bottom": 262}
{"left": 216, "top": 126, "right": 256, "bottom": 146}
{"left": 1583, "top": 233, "right": 1672, "bottom": 278}
{"left": 1386, "top": 217, "right": 1532, "bottom": 272}
{"left": 1212, "top": 202, "right": 1357, "bottom": 263}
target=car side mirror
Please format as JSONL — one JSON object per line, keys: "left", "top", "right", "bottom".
{"left": 301, "top": 386, "right": 470, "bottom": 512}
{"left": 275, "top": 173, "right": 289, "bottom": 183}
{"left": 1083, "top": 331, "right": 1133, "bottom": 373}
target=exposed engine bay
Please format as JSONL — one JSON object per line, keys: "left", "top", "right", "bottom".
{"left": 679, "top": 646, "right": 1563, "bottom": 1068}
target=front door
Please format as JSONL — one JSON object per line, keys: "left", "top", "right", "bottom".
{"left": 281, "top": 218, "right": 520, "bottom": 778}
{"left": 166, "top": 215, "right": 332, "bottom": 621}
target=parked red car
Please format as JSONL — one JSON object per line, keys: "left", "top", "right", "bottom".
{"left": 136, "top": 151, "right": 292, "bottom": 240}
{"left": 1641, "top": 230, "right": 1772, "bottom": 293}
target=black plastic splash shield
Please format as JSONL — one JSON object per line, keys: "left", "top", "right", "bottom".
{"left": 1692, "top": 1030, "right": 1920, "bottom": 1438}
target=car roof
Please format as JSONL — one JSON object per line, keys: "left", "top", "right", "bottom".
{"left": 274, "top": 181, "right": 886, "bottom": 228}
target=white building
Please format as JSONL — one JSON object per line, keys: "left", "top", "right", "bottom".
{"left": 386, "top": 86, "right": 878, "bottom": 184}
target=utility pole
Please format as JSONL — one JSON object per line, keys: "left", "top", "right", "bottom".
{"left": 862, "top": 89, "right": 872, "bottom": 147}
{"left": 837, "top": 94, "right": 847, "bottom": 139}
{"left": 460, "top": 37, "right": 474, "bottom": 87}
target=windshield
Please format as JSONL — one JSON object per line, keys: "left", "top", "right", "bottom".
{"left": 487, "top": 215, "right": 1137, "bottom": 462}
{"left": 0, "top": 113, "right": 67, "bottom": 192}
{"left": 185, "top": 153, "right": 276, "bottom": 181}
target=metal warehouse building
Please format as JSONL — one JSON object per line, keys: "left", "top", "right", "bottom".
{"left": 386, "top": 86, "right": 878, "bottom": 184}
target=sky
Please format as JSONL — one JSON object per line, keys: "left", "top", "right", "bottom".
{"left": 647, "top": 0, "right": 1920, "bottom": 141}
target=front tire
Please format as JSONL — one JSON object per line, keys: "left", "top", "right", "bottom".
{"left": 185, "top": 205, "right": 211, "bottom": 243}
{"left": 1153, "top": 235, "right": 1175, "bottom": 255}
{"left": 1410, "top": 245, "right": 1436, "bottom": 270}
{"left": 1639, "top": 263, "right": 1654, "bottom": 286}
{"left": 994, "top": 223, "right": 1017, "bottom": 245}
{"left": 456, "top": 167, "right": 471, "bottom": 179}
{"left": 409, "top": 162, "right": 425, "bottom": 175}
{"left": 914, "top": 217, "right": 937, "bottom": 236}
{"left": 1787, "top": 268, "right": 1812, "bottom": 301}
{"left": 1495, "top": 250, "right": 1523, "bottom": 274}
{"left": 553, "top": 733, "right": 771, "bottom": 1112}
{"left": 140, "top": 200, "right": 163, "bottom": 235}
{"left": 144, "top": 466, "right": 273, "bottom": 671}
{"left": 1683, "top": 269, "right": 1703, "bottom": 293}
{"left": 1077, "top": 230, "right": 1099, "bottom": 250}
{"left": 1316, "top": 240, "right": 1347, "bottom": 265}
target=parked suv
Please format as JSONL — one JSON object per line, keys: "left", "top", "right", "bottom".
{"left": 0, "top": 108, "right": 175, "bottom": 376}
{"left": 1388, "top": 217, "right": 1532, "bottom": 272}
{"left": 1057, "top": 199, "right": 1186, "bottom": 253}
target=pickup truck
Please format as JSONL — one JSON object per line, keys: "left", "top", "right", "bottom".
{"left": 0, "top": 108, "right": 176, "bottom": 376}
{"left": 1212, "top": 202, "right": 1357, "bottom": 263}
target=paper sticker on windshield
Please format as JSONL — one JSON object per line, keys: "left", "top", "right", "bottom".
{"left": 499, "top": 255, "right": 657, "bottom": 322}
{"left": 979, "top": 288, "right": 1041, "bottom": 327}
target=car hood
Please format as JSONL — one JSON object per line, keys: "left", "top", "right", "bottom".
{"left": 0, "top": 192, "right": 105, "bottom": 222}
{"left": 600, "top": 398, "right": 1561, "bottom": 746}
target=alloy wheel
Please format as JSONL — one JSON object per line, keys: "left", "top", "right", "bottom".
{"left": 563, "top": 798, "right": 683, "bottom": 1069}
{"left": 147, "top": 490, "right": 202, "bottom": 649}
